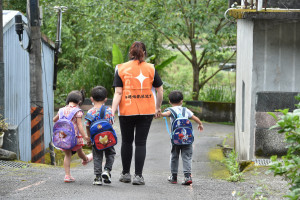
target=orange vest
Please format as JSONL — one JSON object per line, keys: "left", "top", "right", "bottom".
{"left": 117, "top": 60, "right": 156, "bottom": 116}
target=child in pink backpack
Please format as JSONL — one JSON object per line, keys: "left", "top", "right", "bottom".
{"left": 53, "top": 90, "right": 93, "bottom": 182}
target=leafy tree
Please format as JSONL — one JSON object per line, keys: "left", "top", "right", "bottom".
{"left": 104, "top": 0, "right": 236, "bottom": 100}
{"left": 3, "top": 0, "right": 26, "bottom": 13}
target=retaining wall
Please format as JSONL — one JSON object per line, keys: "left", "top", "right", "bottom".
{"left": 255, "top": 92, "right": 300, "bottom": 157}
{"left": 82, "top": 99, "right": 235, "bottom": 123}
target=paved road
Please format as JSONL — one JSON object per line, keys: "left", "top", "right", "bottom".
{"left": 0, "top": 118, "right": 287, "bottom": 200}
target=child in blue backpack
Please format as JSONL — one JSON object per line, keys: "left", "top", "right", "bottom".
{"left": 85, "top": 86, "right": 116, "bottom": 185}
{"left": 161, "top": 90, "right": 204, "bottom": 185}
{"left": 53, "top": 90, "right": 93, "bottom": 183}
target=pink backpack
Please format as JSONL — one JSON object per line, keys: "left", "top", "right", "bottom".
{"left": 52, "top": 108, "right": 80, "bottom": 150}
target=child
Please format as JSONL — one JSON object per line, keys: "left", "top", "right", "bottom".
{"left": 53, "top": 90, "right": 93, "bottom": 183}
{"left": 85, "top": 86, "right": 116, "bottom": 185}
{"left": 161, "top": 90, "right": 204, "bottom": 185}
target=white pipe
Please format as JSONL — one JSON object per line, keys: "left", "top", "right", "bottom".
{"left": 257, "top": 0, "right": 263, "bottom": 11}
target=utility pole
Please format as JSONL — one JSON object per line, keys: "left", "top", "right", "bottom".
{"left": 53, "top": 6, "right": 67, "bottom": 90}
{"left": 27, "top": 0, "right": 45, "bottom": 163}
{"left": 0, "top": 0, "right": 4, "bottom": 117}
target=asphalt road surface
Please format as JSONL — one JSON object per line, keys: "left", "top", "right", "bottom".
{"left": 0, "top": 118, "right": 287, "bottom": 200}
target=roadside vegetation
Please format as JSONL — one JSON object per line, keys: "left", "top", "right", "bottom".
{"left": 4, "top": 0, "right": 236, "bottom": 107}
{"left": 268, "top": 94, "right": 300, "bottom": 200}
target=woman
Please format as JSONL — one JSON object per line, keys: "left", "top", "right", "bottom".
{"left": 112, "top": 41, "right": 163, "bottom": 185}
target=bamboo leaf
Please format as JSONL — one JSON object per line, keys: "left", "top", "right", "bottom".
{"left": 112, "top": 44, "right": 124, "bottom": 68}
{"left": 155, "top": 55, "right": 177, "bottom": 71}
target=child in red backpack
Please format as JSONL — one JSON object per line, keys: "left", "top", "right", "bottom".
{"left": 85, "top": 86, "right": 116, "bottom": 185}
{"left": 53, "top": 90, "right": 93, "bottom": 183}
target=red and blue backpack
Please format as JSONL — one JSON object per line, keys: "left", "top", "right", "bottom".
{"left": 164, "top": 107, "right": 194, "bottom": 145}
{"left": 85, "top": 105, "right": 117, "bottom": 150}
{"left": 52, "top": 108, "right": 80, "bottom": 150}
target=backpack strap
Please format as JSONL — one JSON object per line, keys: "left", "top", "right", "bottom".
{"left": 85, "top": 113, "right": 94, "bottom": 123}
{"left": 182, "top": 107, "right": 186, "bottom": 118}
{"left": 58, "top": 108, "right": 65, "bottom": 119}
{"left": 163, "top": 117, "right": 172, "bottom": 138}
{"left": 165, "top": 107, "right": 178, "bottom": 119}
{"left": 99, "top": 105, "right": 107, "bottom": 119}
{"left": 66, "top": 107, "right": 81, "bottom": 121}
{"left": 84, "top": 105, "right": 107, "bottom": 125}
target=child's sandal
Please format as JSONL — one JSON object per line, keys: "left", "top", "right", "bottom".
{"left": 64, "top": 175, "right": 75, "bottom": 183}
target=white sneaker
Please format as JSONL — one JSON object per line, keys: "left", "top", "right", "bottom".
{"left": 132, "top": 175, "right": 145, "bottom": 185}
{"left": 93, "top": 176, "right": 102, "bottom": 185}
{"left": 101, "top": 170, "right": 111, "bottom": 184}
{"left": 119, "top": 173, "right": 131, "bottom": 183}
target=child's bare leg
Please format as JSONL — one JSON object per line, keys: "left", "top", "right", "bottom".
{"left": 77, "top": 148, "right": 88, "bottom": 161}
{"left": 64, "top": 150, "right": 72, "bottom": 176}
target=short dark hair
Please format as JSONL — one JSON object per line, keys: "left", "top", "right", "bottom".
{"left": 168, "top": 90, "right": 184, "bottom": 104}
{"left": 91, "top": 86, "right": 107, "bottom": 101}
{"left": 66, "top": 90, "right": 85, "bottom": 106}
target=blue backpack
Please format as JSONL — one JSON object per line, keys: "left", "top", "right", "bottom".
{"left": 85, "top": 106, "right": 117, "bottom": 150}
{"left": 52, "top": 108, "right": 80, "bottom": 150}
{"left": 164, "top": 107, "right": 194, "bottom": 145}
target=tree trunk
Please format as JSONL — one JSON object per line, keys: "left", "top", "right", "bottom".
{"left": 192, "top": 62, "right": 200, "bottom": 100}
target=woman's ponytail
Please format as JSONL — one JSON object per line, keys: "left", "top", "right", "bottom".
{"left": 129, "top": 41, "right": 147, "bottom": 64}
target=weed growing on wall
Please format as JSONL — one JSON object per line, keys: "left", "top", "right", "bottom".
{"left": 268, "top": 94, "right": 300, "bottom": 200}
{"left": 0, "top": 114, "right": 8, "bottom": 135}
{"left": 222, "top": 150, "right": 243, "bottom": 182}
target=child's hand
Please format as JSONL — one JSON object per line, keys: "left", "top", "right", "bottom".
{"left": 84, "top": 136, "right": 91, "bottom": 143}
{"left": 198, "top": 124, "right": 204, "bottom": 132}
{"left": 86, "top": 141, "right": 92, "bottom": 147}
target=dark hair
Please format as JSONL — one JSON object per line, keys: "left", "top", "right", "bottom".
{"left": 168, "top": 90, "right": 184, "bottom": 104}
{"left": 91, "top": 86, "right": 107, "bottom": 101}
{"left": 129, "top": 41, "right": 147, "bottom": 63}
{"left": 66, "top": 90, "right": 85, "bottom": 106}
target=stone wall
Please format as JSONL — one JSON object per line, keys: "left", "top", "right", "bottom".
{"left": 199, "top": 102, "right": 235, "bottom": 123}
{"left": 255, "top": 92, "right": 299, "bottom": 157}
{"left": 2, "top": 125, "right": 19, "bottom": 159}
{"left": 81, "top": 99, "right": 235, "bottom": 123}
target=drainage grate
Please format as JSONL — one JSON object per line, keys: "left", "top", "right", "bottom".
{"left": 0, "top": 160, "right": 31, "bottom": 168}
{"left": 252, "top": 159, "right": 272, "bottom": 166}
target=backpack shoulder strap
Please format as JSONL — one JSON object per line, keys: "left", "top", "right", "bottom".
{"left": 85, "top": 113, "right": 95, "bottom": 123}
{"left": 99, "top": 105, "right": 107, "bottom": 119}
{"left": 58, "top": 108, "right": 65, "bottom": 119}
{"left": 66, "top": 108, "right": 81, "bottom": 121}
{"left": 166, "top": 107, "right": 177, "bottom": 119}
{"left": 182, "top": 107, "right": 186, "bottom": 118}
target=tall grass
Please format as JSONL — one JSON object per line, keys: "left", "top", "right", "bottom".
{"left": 199, "top": 84, "right": 235, "bottom": 103}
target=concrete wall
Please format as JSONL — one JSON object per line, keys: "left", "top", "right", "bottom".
{"left": 266, "top": 0, "right": 300, "bottom": 9}
{"left": 235, "top": 19, "right": 300, "bottom": 160}
{"left": 235, "top": 20, "right": 254, "bottom": 160}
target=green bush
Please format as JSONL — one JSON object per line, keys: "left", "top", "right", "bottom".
{"left": 268, "top": 94, "right": 300, "bottom": 200}
{"left": 54, "top": 56, "right": 114, "bottom": 107}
